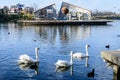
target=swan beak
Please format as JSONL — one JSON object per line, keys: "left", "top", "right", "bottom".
{"left": 88, "top": 45, "right": 90, "bottom": 47}
{"left": 35, "top": 47, "right": 40, "bottom": 51}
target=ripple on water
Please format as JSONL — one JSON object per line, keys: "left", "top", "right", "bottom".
{"left": 0, "top": 50, "right": 10, "bottom": 63}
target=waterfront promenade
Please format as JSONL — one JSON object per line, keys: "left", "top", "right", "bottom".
{"left": 17, "top": 20, "right": 112, "bottom": 25}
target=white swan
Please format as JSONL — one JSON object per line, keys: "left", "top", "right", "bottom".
{"left": 17, "top": 47, "right": 40, "bottom": 64}
{"left": 73, "top": 44, "right": 90, "bottom": 58}
{"left": 55, "top": 51, "right": 73, "bottom": 68}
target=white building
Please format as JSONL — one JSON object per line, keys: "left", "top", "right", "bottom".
{"left": 34, "top": 2, "right": 92, "bottom": 20}
{"left": 34, "top": 4, "right": 57, "bottom": 20}
{"left": 58, "top": 2, "right": 92, "bottom": 20}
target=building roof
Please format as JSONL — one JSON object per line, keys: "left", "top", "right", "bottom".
{"left": 34, "top": 3, "right": 55, "bottom": 13}
{"left": 61, "top": 2, "right": 92, "bottom": 13}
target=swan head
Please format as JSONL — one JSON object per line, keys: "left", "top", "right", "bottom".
{"left": 86, "top": 44, "right": 90, "bottom": 48}
{"left": 35, "top": 47, "right": 40, "bottom": 52}
{"left": 85, "top": 45, "right": 90, "bottom": 56}
{"left": 35, "top": 47, "right": 40, "bottom": 50}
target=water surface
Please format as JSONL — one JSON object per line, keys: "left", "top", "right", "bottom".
{"left": 0, "top": 21, "right": 120, "bottom": 80}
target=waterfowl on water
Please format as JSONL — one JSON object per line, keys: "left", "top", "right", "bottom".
{"left": 17, "top": 47, "right": 40, "bottom": 64}
{"left": 55, "top": 51, "right": 73, "bottom": 68}
{"left": 73, "top": 44, "right": 90, "bottom": 58}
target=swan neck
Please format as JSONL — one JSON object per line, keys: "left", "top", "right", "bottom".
{"left": 35, "top": 49, "right": 39, "bottom": 61}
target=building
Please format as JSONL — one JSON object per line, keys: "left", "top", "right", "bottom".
{"left": 10, "top": 5, "right": 17, "bottom": 13}
{"left": 34, "top": 2, "right": 91, "bottom": 20}
{"left": 24, "top": 7, "right": 34, "bottom": 14}
{"left": 9, "top": 3, "right": 24, "bottom": 14}
{"left": 58, "top": 2, "right": 92, "bottom": 20}
{"left": 34, "top": 4, "right": 57, "bottom": 20}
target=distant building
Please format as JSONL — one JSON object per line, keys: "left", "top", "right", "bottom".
{"left": 9, "top": 3, "right": 24, "bottom": 14}
{"left": 16, "top": 3, "right": 24, "bottom": 13}
{"left": 24, "top": 7, "right": 34, "bottom": 14}
{"left": 34, "top": 4, "right": 57, "bottom": 20}
{"left": 10, "top": 5, "right": 17, "bottom": 13}
{"left": 58, "top": 2, "right": 91, "bottom": 20}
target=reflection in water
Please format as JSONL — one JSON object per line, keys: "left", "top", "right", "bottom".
{"left": 0, "top": 23, "right": 32, "bottom": 42}
{"left": 79, "top": 57, "right": 89, "bottom": 67}
{"left": 59, "top": 26, "right": 70, "bottom": 41}
{"left": 85, "top": 57, "right": 89, "bottom": 67}
{"left": 55, "top": 57, "right": 89, "bottom": 76}
{"left": 0, "top": 23, "right": 93, "bottom": 80}
{"left": 36, "top": 26, "right": 57, "bottom": 43}
{"left": 18, "top": 62, "right": 39, "bottom": 75}
{"left": 34, "top": 25, "right": 91, "bottom": 43}
{"left": 55, "top": 65, "right": 73, "bottom": 75}
{"left": 0, "top": 23, "right": 91, "bottom": 45}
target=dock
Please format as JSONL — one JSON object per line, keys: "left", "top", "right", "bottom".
{"left": 17, "top": 20, "right": 112, "bottom": 26}
{"left": 101, "top": 50, "right": 120, "bottom": 80}
{"left": 101, "top": 50, "right": 120, "bottom": 66}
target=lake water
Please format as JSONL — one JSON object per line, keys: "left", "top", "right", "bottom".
{"left": 0, "top": 20, "right": 120, "bottom": 80}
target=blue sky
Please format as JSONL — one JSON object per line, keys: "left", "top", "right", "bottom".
{"left": 0, "top": 0, "right": 120, "bottom": 13}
